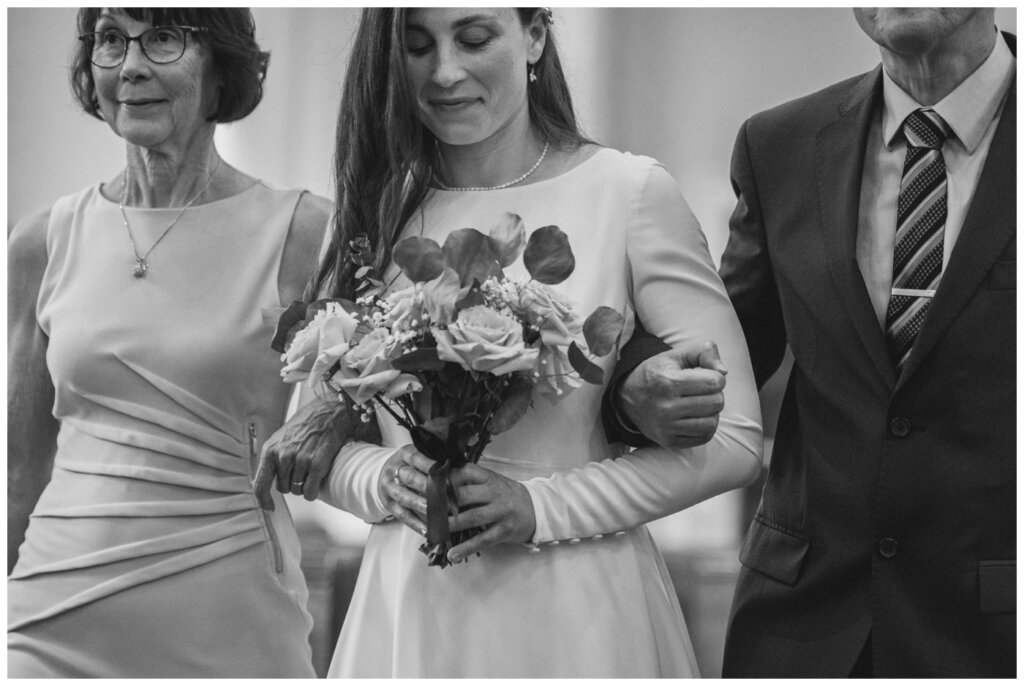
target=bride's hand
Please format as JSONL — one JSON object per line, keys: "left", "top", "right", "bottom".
{"left": 378, "top": 445, "right": 428, "bottom": 536}
{"left": 445, "top": 464, "right": 536, "bottom": 564}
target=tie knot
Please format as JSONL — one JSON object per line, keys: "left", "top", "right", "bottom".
{"left": 902, "top": 108, "right": 950, "bottom": 150}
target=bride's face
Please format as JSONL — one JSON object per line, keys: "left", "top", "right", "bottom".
{"left": 403, "top": 8, "right": 545, "bottom": 147}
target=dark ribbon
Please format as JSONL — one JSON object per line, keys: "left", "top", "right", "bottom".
{"left": 425, "top": 459, "right": 452, "bottom": 547}
{"left": 408, "top": 425, "right": 462, "bottom": 566}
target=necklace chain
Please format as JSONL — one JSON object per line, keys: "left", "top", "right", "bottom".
{"left": 119, "top": 157, "right": 221, "bottom": 278}
{"left": 435, "top": 141, "right": 549, "bottom": 192}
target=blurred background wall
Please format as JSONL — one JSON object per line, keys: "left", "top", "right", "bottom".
{"left": 7, "top": 6, "right": 1016, "bottom": 677}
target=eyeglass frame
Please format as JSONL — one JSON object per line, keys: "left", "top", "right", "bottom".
{"left": 78, "top": 26, "right": 209, "bottom": 69}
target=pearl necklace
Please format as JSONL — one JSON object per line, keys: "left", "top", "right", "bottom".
{"left": 435, "top": 141, "right": 549, "bottom": 192}
{"left": 119, "top": 157, "right": 221, "bottom": 279}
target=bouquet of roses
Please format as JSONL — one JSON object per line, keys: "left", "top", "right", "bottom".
{"left": 272, "top": 213, "right": 624, "bottom": 567}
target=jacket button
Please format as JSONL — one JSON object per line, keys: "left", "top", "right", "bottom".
{"left": 878, "top": 538, "right": 898, "bottom": 558}
{"left": 889, "top": 417, "right": 911, "bottom": 437}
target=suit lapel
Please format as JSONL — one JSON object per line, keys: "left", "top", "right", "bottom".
{"left": 898, "top": 80, "right": 1017, "bottom": 385}
{"left": 814, "top": 66, "right": 898, "bottom": 389}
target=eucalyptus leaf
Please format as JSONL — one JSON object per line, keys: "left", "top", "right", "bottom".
{"left": 270, "top": 300, "right": 308, "bottom": 353}
{"left": 489, "top": 380, "right": 534, "bottom": 435}
{"left": 422, "top": 267, "right": 462, "bottom": 325}
{"left": 443, "top": 228, "right": 504, "bottom": 287}
{"left": 568, "top": 341, "right": 604, "bottom": 385}
{"left": 489, "top": 212, "right": 526, "bottom": 267}
{"left": 582, "top": 306, "right": 625, "bottom": 357}
{"left": 523, "top": 225, "right": 575, "bottom": 284}
{"left": 394, "top": 236, "right": 445, "bottom": 283}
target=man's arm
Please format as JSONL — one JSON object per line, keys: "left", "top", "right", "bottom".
{"left": 600, "top": 318, "right": 669, "bottom": 447}
{"left": 719, "top": 119, "right": 787, "bottom": 387}
{"left": 602, "top": 320, "right": 730, "bottom": 449}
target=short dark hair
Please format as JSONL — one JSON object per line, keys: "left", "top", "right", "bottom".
{"left": 70, "top": 7, "right": 270, "bottom": 123}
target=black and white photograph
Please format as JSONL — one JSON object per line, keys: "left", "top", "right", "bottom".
{"left": 6, "top": 6, "right": 1017, "bottom": 678}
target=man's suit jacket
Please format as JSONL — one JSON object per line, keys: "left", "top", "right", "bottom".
{"left": 606, "top": 34, "right": 1015, "bottom": 677}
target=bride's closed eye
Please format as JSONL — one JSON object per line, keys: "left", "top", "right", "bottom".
{"left": 456, "top": 28, "right": 495, "bottom": 51}
{"left": 404, "top": 28, "right": 496, "bottom": 56}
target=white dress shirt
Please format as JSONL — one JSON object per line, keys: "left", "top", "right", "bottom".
{"left": 856, "top": 29, "right": 1016, "bottom": 329}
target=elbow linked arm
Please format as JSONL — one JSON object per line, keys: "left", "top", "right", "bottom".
{"left": 525, "top": 157, "right": 764, "bottom": 544}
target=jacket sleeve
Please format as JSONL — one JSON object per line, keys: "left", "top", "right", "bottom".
{"left": 599, "top": 317, "right": 671, "bottom": 447}
{"left": 523, "top": 159, "right": 764, "bottom": 544}
{"left": 719, "top": 120, "right": 787, "bottom": 388}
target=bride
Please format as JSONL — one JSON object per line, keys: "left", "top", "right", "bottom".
{"left": 258, "top": 7, "right": 763, "bottom": 678}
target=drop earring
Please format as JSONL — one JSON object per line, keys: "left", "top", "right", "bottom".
{"left": 529, "top": 64, "right": 537, "bottom": 83}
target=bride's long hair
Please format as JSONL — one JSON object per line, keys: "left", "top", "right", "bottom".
{"left": 312, "top": 8, "right": 591, "bottom": 300}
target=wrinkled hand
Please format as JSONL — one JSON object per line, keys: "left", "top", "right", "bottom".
{"left": 445, "top": 463, "right": 536, "bottom": 564}
{"left": 617, "top": 340, "right": 728, "bottom": 449}
{"left": 253, "top": 398, "right": 377, "bottom": 511}
{"left": 378, "top": 446, "right": 429, "bottom": 536}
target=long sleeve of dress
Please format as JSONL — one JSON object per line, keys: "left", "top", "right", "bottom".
{"left": 522, "top": 160, "right": 764, "bottom": 544}
{"left": 319, "top": 441, "right": 393, "bottom": 523}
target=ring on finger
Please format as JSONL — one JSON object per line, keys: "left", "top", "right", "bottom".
{"left": 291, "top": 480, "right": 305, "bottom": 488}
{"left": 394, "top": 469, "right": 403, "bottom": 486}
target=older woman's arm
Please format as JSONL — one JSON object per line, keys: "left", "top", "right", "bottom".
{"left": 253, "top": 191, "right": 349, "bottom": 507}
{"left": 255, "top": 191, "right": 389, "bottom": 509}
{"left": 8, "top": 210, "right": 59, "bottom": 573}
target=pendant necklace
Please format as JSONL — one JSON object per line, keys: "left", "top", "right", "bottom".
{"left": 435, "top": 141, "right": 549, "bottom": 192}
{"left": 119, "top": 156, "right": 221, "bottom": 278}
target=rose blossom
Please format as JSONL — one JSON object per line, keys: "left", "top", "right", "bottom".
{"left": 518, "top": 281, "right": 583, "bottom": 348}
{"left": 281, "top": 303, "right": 361, "bottom": 384}
{"left": 330, "top": 328, "right": 403, "bottom": 404}
{"left": 433, "top": 305, "right": 538, "bottom": 375}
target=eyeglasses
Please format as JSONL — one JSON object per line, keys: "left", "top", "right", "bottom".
{"left": 79, "top": 26, "right": 208, "bottom": 69}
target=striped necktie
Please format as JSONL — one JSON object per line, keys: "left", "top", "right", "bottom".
{"left": 885, "top": 107, "right": 951, "bottom": 373}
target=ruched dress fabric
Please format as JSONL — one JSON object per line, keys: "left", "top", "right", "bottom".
{"left": 319, "top": 149, "right": 764, "bottom": 678}
{"left": 8, "top": 182, "right": 317, "bottom": 678}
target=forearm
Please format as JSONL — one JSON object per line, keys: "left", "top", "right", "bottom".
{"left": 524, "top": 418, "right": 762, "bottom": 543}
{"left": 318, "top": 440, "right": 394, "bottom": 523}
{"left": 545, "top": 157, "right": 763, "bottom": 541}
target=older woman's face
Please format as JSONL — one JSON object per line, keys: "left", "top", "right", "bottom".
{"left": 404, "top": 8, "right": 544, "bottom": 146}
{"left": 91, "top": 10, "right": 219, "bottom": 151}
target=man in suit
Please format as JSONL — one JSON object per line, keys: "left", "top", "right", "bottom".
{"left": 604, "top": 8, "right": 1015, "bottom": 677}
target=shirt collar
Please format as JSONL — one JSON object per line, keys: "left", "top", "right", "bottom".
{"left": 882, "top": 29, "right": 1016, "bottom": 153}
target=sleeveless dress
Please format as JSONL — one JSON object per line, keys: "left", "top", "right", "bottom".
{"left": 319, "top": 149, "right": 764, "bottom": 678}
{"left": 8, "top": 182, "right": 317, "bottom": 678}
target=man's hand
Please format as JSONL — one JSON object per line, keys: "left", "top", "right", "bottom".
{"left": 252, "top": 398, "right": 379, "bottom": 510}
{"left": 616, "top": 340, "right": 727, "bottom": 449}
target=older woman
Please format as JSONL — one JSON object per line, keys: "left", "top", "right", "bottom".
{"left": 258, "top": 7, "right": 763, "bottom": 678}
{"left": 7, "top": 8, "right": 328, "bottom": 677}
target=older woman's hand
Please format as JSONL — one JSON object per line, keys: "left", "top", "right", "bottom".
{"left": 252, "top": 398, "right": 378, "bottom": 510}
{"left": 444, "top": 463, "right": 536, "bottom": 564}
